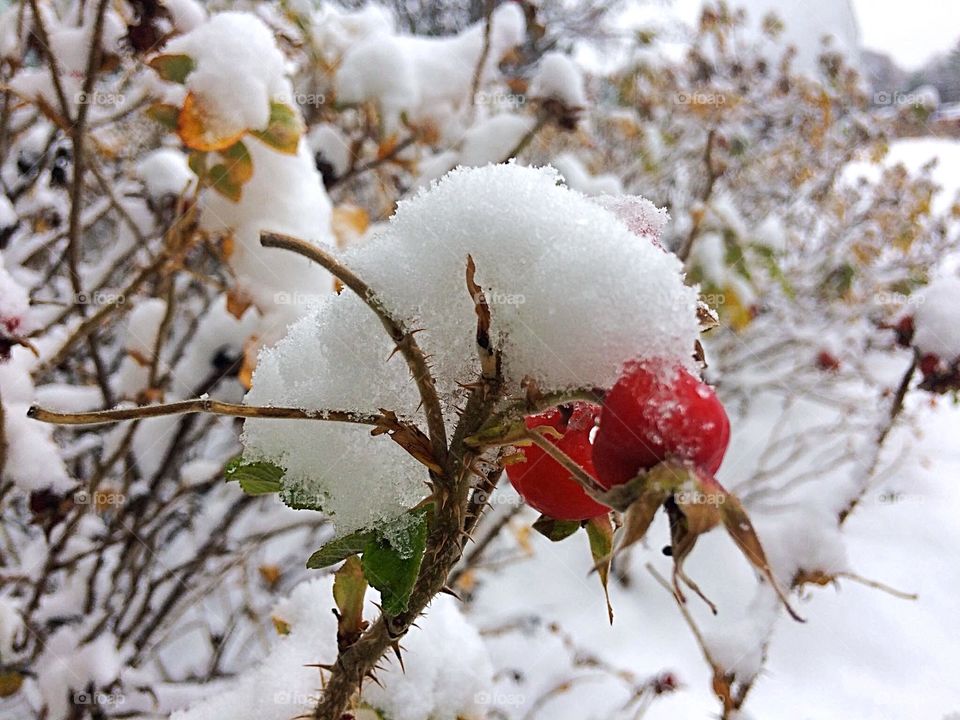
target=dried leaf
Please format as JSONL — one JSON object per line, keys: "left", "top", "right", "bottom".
{"left": 225, "top": 288, "right": 253, "bottom": 320}
{"left": 333, "top": 555, "right": 368, "bottom": 650}
{"left": 532, "top": 514, "right": 581, "bottom": 542}
{"left": 586, "top": 514, "right": 615, "bottom": 623}
{"left": 718, "top": 488, "right": 804, "bottom": 622}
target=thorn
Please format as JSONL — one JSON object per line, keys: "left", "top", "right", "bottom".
{"left": 390, "top": 641, "right": 406, "bottom": 673}
{"left": 439, "top": 585, "right": 463, "bottom": 601}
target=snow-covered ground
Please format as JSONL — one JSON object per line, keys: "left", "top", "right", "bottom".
{"left": 464, "top": 397, "right": 960, "bottom": 720}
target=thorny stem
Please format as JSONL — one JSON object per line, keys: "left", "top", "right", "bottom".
{"left": 260, "top": 231, "right": 450, "bottom": 471}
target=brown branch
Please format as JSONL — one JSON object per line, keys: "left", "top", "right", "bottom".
{"left": 676, "top": 128, "right": 720, "bottom": 263}
{"left": 27, "top": 399, "right": 393, "bottom": 427}
{"left": 260, "top": 231, "right": 449, "bottom": 469}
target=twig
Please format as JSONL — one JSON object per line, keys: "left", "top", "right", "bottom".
{"left": 27, "top": 399, "right": 397, "bottom": 427}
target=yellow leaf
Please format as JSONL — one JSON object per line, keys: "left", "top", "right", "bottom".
{"left": 178, "top": 92, "right": 246, "bottom": 152}
{"left": 331, "top": 205, "right": 370, "bottom": 249}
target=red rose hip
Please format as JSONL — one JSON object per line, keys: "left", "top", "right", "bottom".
{"left": 506, "top": 403, "right": 609, "bottom": 521}
{"left": 592, "top": 359, "right": 730, "bottom": 486}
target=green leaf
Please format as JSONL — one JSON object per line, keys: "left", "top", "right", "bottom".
{"left": 187, "top": 150, "right": 208, "bottom": 178}
{"left": 146, "top": 102, "right": 180, "bottom": 129}
{"left": 219, "top": 140, "right": 254, "bottom": 184}
{"left": 361, "top": 511, "right": 428, "bottom": 616}
{"left": 586, "top": 514, "right": 615, "bottom": 624}
{"left": 532, "top": 514, "right": 581, "bottom": 542}
{"left": 149, "top": 53, "right": 196, "bottom": 84}
{"left": 306, "top": 530, "right": 375, "bottom": 569}
{"left": 249, "top": 101, "right": 303, "bottom": 155}
{"left": 225, "top": 457, "right": 284, "bottom": 495}
{"left": 208, "top": 163, "right": 243, "bottom": 202}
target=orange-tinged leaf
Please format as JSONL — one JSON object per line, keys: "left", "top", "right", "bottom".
{"left": 331, "top": 205, "right": 370, "bottom": 248}
{"left": 258, "top": 564, "right": 282, "bottom": 587}
{"left": 178, "top": 92, "right": 246, "bottom": 152}
{"left": 226, "top": 288, "right": 253, "bottom": 319}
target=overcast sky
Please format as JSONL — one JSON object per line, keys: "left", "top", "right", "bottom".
{"left": 851, "top": 0, "right": 958, "bottom": 69}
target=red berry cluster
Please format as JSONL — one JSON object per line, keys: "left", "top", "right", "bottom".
{"left": 506, "top": 359, "right": 731, "bottom": 520}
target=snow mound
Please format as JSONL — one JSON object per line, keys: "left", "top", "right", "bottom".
{"left": 170, "top": 576, "right": 492, "bottom": 720}
{"left": 530, "top": 51, "right": 587, "bottom": 107}
{"left": 243, "top": 163, "right": 699, "bottom": 534}
{"left": 165, "top": 12, "right": 289, "bottom": 137}
{"left": 913, "top": 276, "right": 960, "bottom": 359}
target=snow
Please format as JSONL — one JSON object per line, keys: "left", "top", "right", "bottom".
{"left": 590, "top": 194, "right": 669, "bottom": 244}
{"left": 307, "top": 123, "right": 351, "bottom": 179}
{"left": 243, "top": 163, "right": 699, "bottom": 535}
{"left": 552, "top": 153, "right": 623, "bottom": 196}
{"left": 334, "top": 3, "right": 525, "bottom": 127}
{"left": 0, "top": 193, "right": 15, "bottom": 228}
{"left": 165, "top": 13, "right": 336, "bottom": 334}
{"left": 912, "top": 276, "right": 960, "bottom": 359}
{"left": 162, "top": 0, "right": 207, "bottom": 32}
{"left": 170, "top": 576, "right": 493, "bottom": 720}
{"left": 0, "top": 595, "right": 23, "bottom": 658}
{"left": 457, "top": 115, "right": 535, "bottom": 167}
{"left": 164, "top": 13, "right": 290, "bottom": 138}
{"left": 137, "top": 149, "right": 194, "bottom": 199}
{"left": 529, "top": 52, "right": 587, "bottom": 108}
